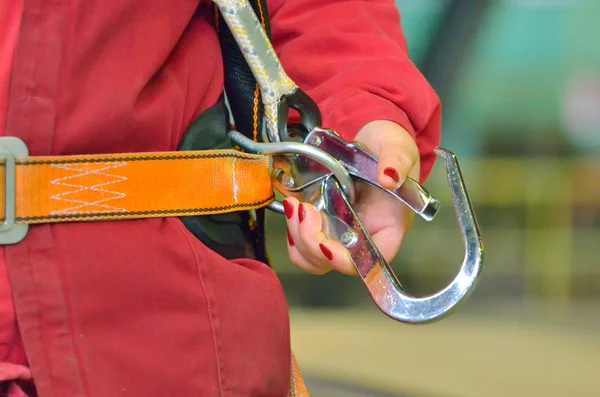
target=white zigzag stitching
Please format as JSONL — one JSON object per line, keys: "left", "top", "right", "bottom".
{"left": 50, "top": 162, "right": 128, "bottom": 215}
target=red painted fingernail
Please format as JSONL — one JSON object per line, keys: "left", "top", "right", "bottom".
{"left": 298, "top": 203, "right": 306, "bottom": 223}
{"left": 283, "top": 199, "right": 293, "bottom": 219}
{"left": 287, "top": 231, "right": 294, "bottom": 246}
{"left": 319, "top": 243, "right": 333, "bottom": 261}
{"left": 384, "top": 167, "right": 400, "bottom": 183}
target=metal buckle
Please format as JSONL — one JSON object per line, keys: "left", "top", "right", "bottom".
{"left": 228, "top": 130, "right": 356, "bottom": 212}
{"left": 0, "top": 137, "right": 28, "bottom": 244}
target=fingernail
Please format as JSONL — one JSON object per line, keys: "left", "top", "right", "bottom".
{"left": 287, "top": 231, "right": 294, "bottom": 246}
{"left": 283, "top": 199, "right": 294, "bottom": 219}
{"left": 384, "top": 167, "right": 400, "bottom": 184}
{"left": 319, "top": 243, "right": 333, "bottom": 261}
{"left": 298, "top": 203, "right": 306, "bottom": 223}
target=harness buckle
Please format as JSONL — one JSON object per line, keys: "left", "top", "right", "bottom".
{"left": 0, "top": 137, "right": 28, "bottom": 244}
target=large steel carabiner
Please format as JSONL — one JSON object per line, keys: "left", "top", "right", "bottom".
{"left": 232, "top": 130, "right": 484, "bottom": 324}
{"left": 275, "top": 147, "right": 483, "bottom": 323}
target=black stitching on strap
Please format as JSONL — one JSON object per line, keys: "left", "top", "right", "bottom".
{"left": 16, "top": 152, "right": 263, "bottom": 166}
{"left": 14, "top": 195, "right": 275, "bottom": 222}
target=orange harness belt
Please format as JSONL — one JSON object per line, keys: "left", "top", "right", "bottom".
{"left": 0, "top": 149, "right": 274, "bottom": 225}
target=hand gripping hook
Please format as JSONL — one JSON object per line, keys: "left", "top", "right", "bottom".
{"left": 229, "top": 130, "right": 483, "bottom": 324}
{"left": 273, "top": 146, "right": 484, "bottom": 324}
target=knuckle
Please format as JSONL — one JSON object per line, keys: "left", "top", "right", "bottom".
{"left": 288, "top": 247, "right": 304, "bottom": 265}
{"left": 308, "top": 264, "right": 329, "bottom": 275}
{"left": 381, "top": 143, "right": 418, "bottom": 172}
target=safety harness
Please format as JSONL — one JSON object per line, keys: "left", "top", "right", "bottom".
{"left": 0, "top": 0, "right": 485, "bottom": 395}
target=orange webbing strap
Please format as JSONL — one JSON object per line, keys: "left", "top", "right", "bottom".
{"left": 289, "top": 352, "right": 311, "bottom": 397}
{"left": 0, "top": 149, "right": 274, "bottom": 224}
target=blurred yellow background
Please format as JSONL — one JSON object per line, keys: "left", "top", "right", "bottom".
{"left": 266, "top": 1, "right": 600, "bottom": 396}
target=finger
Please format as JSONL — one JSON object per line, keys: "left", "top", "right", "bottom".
{"left": 283, "top": 197, "right": 356, "bottom": 275}
{"left": 282, "top": 196, "right": 303, "bottom": 251}
{"left": 354, "top": 120, "right": 420, "bottom": 191}
{"left": 353, "top": 169, "right": 418, "bottom": 264}
{"left": 375, "top": 131, "right": 419, "bottom": 191}
{"left": 295, "top": 202, "right": 357, "bottom": 276}
{"left": 284, "top": 199, "right": 330, "bottom": 269}
{"left": 316, "top": 238, "right": 357, "bottom": 276}
{"left": 285, "top": 230, "right": 331, "bottom": 275}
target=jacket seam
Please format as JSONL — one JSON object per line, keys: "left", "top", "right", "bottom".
{"left": 175, "top": 220, "right": 226, "bottom": 397}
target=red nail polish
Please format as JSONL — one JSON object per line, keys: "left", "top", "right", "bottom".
{"left": 287, "top": 231, "right": 294, "bottom": 246}
{"left": 283, "top": 199, "right": 294, "bottom": 219}
{"left": 298, "top": 203, "right": 306, "bottom": 223}
{"left": 384, "top": 167, "right": 400, "bottom": 183}
{"left": 319, "top": 243, "right": 333, "bottom": 261}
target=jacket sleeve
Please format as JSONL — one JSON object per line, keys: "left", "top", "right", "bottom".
{"left": 267, "top": 0, "right": 441, "bottom": 183}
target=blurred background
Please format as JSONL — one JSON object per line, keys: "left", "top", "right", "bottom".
{"left": 266, "top": 0, "right": 600, "bottom": 396}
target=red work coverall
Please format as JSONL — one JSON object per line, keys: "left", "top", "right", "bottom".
{"left": 0, "top": 0, "right": 441, "bottom": 396}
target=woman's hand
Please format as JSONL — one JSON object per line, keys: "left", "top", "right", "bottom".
{"left": 283, "top": 120, "right": 421, "bottom": 275}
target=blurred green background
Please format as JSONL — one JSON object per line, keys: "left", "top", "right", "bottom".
{"left": 266, "top": 1, "right": 600, "bottom": 396}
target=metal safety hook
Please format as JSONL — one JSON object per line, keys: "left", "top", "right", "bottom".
{"left": 274, "top": 146, "right": 484, "bottom": 324}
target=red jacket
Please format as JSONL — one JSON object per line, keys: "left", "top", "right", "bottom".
{"left": 0, "top": 0, "right": 440, "bottom": 395}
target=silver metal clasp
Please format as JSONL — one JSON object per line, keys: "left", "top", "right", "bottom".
{"left": 230, "top": 129, "right": 484, "bottom": 324}
{"left": 228, "top": 130, "right": 356, "bottom": 213}
{"left": 273, "top": 145, "right": 484, "bottom": 324}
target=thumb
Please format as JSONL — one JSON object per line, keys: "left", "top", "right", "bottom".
{"left": 354, "top": 120, "right": 420, "bottom": 191}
